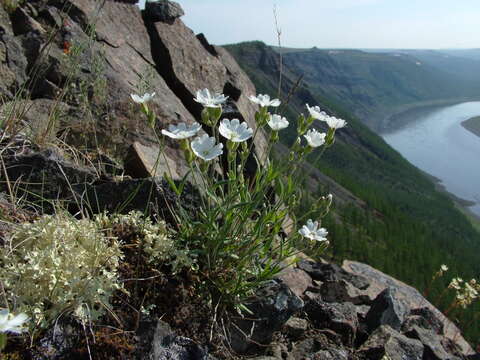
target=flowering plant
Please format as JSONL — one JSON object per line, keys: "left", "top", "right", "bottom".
{"left": 132, "top": 88, "right": 346, "bottom": 309}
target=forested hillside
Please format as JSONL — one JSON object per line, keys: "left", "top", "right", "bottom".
{"left": 225, "top": 41, "right": 480, "bottom": 340}
{"left": 249, "top": 44, "right": 480, "bottom": 130}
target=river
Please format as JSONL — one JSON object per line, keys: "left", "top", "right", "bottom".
{"left": 382, "top": 102, "right": 480, "bottom": 217}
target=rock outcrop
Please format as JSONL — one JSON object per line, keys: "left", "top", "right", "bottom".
{"left": 0, "top": 0, "right": 265, "bottom": 180}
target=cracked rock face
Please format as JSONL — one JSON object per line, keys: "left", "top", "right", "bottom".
{"left": 0, "top": 0, "right": 265, "bottom": 174}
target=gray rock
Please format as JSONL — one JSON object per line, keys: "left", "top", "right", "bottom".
{"left": 11, "top": 6, "right": 46, "bottom": 35}
{"left": 298, "top": 260, "right": 370, "bottom": 290}
{"left": 365, "top": 287, "right": 409, "bottom": 332}
{"left": 311, "top": 348, "right": 349, "bottom": 360}
{"left": 276, "top": 267, "right": 312, "bottom": 298}
{"left": 405, "top": 325, "right": 461, "bottom": 360}
{"left": 144, "top": 0, "right": 185, "bottom": 22}
{"left": 2, "top": 147, "right": 96, "bottom": 211}
{"left": 402, "top": 307, "right": 444, "bottom": 335}
{"left": 77, "top": 178, "right": 201, "bottom": 225}
{"left": 0, "top": 7, "right": 28, "bottom": 99}
{"left": 357, "top": 325, "right": 424, "bottom": 360}
{"left": 343, "top": 260, "right": 474, "bottom": 356}
{"left": 320, "top": 279, "right": 372, "bottom": 305}
{"left": 305, "top": 299, "right": 358, "bottom": 346}
{"left": 283, "top": 317, "right": 308, "bottom": 339}
{"left": 33, "top": 320, "right": 83, "bottom": 359}
{"left": 148, "top": 320, "right": 210, "bottom": 360}
{"left": 229, "top": 280, "right": 304, "bottom": 354}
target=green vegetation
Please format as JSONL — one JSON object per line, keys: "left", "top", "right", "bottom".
{"left": 462, "top": 116, "right": 480, "bottom": 138}
{"left": 133, "top": 91, "right": 335, "bottom": 310}
{"left": 226, "top": 40, "right": 480, "bottom": 341}
{"left": 227, "top": 42, "right": 480, "bottom": 130}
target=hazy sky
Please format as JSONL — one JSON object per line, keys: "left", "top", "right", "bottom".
{"left": 139, "top": 0, "right": 480, "bottom": 49}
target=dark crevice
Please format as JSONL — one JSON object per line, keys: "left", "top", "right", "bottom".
{"left": 141, "top": 15, "right": 203, "bottom": 121}
{"left": 126, "top": 41, "right": 155, "bottom": 67}
{"left": 223, "top": 81, "right": 241, "bottom": 102}
{"left": 47, "top": 0, "right": 91, "bottom": 35}
{"left": 97, "top": 37, "right": 120, "bottom": 48}
{"left": 196, "top": 33, "right": 217, "bottom": 57}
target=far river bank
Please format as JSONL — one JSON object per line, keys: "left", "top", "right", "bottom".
{"left": 461, "top": 116, "right": 480, "bottom": 138}
{"left": 382, "top": 101, "right": 480, "bottom": 220}
{"left": 379, "top": 97, "right": 480, "bottom": 134}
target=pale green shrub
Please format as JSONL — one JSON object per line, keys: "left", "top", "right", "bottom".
{"left": 0, "top": 214, "right": 123, "bottom": 330}
{"left": 96, "top": 211, "right": 174, "bottom": 264}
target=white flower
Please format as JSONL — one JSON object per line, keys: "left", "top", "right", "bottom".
{"left": 441, "top": 264, "right": 448, "bottom": 272}
{"left": 130, "top": 92, "right": 156, "bottom": 104}
{"left": 161, "top": 122, "right": 202, "bottom": 139}
{"left": 306, "top": 104, "right": 328, "bottom": 121}
{"left": 219, "top": 118, "right": 253, "bottom": 142}
{"left": 194, "top": 88, "right": 228, "bottom": 108}
{"left": 267, "top": 114, "right": 289, "bottom": 131}
{"left": 249, "top": 94, "right": 281, "bottom": 108}
{"left": 304, "top": 129, "right": 326, "bottom": 148}
{"left": 299, "top": 219, "right": 328, "bottom": 242}
{"left": 0, "top": 309, "right": 28, "bottom": 334}
{"left": 191, "top": 134, "right": 223, "bottom": 161}
{"left": 325, "top": 116, "right": 347, "bottom": 129}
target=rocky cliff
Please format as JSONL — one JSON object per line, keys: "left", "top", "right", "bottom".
{"left": 0, "top": 1, "right": 478, "bottom": 359}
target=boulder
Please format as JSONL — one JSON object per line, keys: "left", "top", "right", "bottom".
{"left": 286, "top": 335, "right": 350, "bottom": 360}
{"left": 304, "top": 299, "right": 358, "bottom": 346}
{"left": 357, "top": 325, "right": 424, "bottom": 360}
{"left": 405, "top": 325, "right": 461, "bottom": 360}
{"left": 276, "top": 267, "right": 312, "bottom": 298}
{"left": 124, "top": 141, "right": 185, "bottom": 180}
{"left": 343, "top": 260, "right": 474, "bottom": 355}
{"left": 320, "top": 279, "right": 372, "bottom": 305}
{"left": 76, "top": 178, "right": 200, "bottom": 225}
{"left": 365, "top": 288, "right": 409, "bottom": 332}
{"left": 402, "top": 307, "right": 444, "bottom": 335}
{"left": 299, "top": 260, "right": 370, "bottom": 290}
{"left": 144, "top": 0, "right": 185, "bottom": 22}
{"left": 2, "top": 147, "right": 96, "bottom": 210}
{"left": 229, "top": 280, "right": 303, "bottom": 354}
